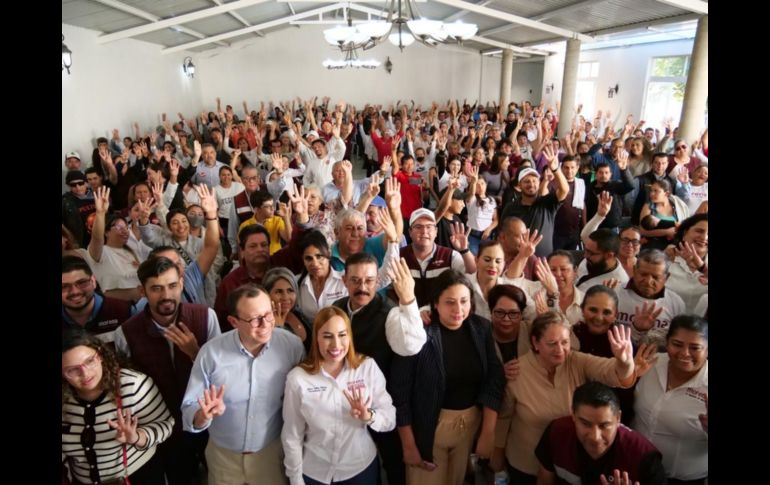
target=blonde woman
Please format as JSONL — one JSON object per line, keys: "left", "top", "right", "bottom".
{"left": 282, "top": 306, "right": 395, "bottom": 485}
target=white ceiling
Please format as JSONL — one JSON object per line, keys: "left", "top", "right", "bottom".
{"left": 62, "top": 0, "right": 707, "bottom": 55}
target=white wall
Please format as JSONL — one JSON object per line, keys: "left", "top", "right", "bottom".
{"left": 511, "top": 60, "right": 544, "bottom": 105}
{"left": 196, "top": 25, "right": 504, "bottom": 108}
{"left": 62, "top": 23, "right": 203, "bottom": 175}
{"left": 541, "top": 39, "right": 694, "bottom": 124}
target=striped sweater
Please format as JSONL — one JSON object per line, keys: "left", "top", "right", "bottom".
{"left": 62, "top": 368, "right": 174, "bottom": 484}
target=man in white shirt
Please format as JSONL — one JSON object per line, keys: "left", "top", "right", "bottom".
{"left": 576, "top": 229, "right": 629, "bottom": 291}
{"left": 615, "top": 249, "right": 685, "bottom": 348}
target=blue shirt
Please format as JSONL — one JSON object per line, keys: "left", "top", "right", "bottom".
{"left": 181, "top": 328, "right": 305, "bottom": 452}
{"left": 588, "top": 143, "right": 621, "bottom": 181}
{"left": 330, "top": 233, "right": 386, "bottom": 272}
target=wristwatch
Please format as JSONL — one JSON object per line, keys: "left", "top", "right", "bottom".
{"left": 547, "top": 293, "right": 559, "bottom": 307}
{"left": 365, "top": 408, "right": 376, "bottom": 426}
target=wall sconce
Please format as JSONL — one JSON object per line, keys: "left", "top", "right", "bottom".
{"left": 385, "top": 57, "right": 393, "bottom": 74}
{"left": 545, "top": 83, "right": 554, "bottom": 94}
{"left": 608, "top": 84, "right": 619, "bottom": 98}
{"left": 62, "top": 34, "right": 73, "bottom": 74}
{"left": 183, "top": 57, "right": 196, "bottom": 78}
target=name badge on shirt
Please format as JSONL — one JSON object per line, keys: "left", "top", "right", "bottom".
{"left": 347, "top": 379, "right": 366, "bottom": 393}
{"left": 306, "top": 385, "right": 328, "bottom": 393}
{"left": 685, "top": 387, "right": 707, "bottom": 403}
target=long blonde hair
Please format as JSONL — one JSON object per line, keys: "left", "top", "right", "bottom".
{"left": 299, "top": 306, "right": 364, "bottom": 374}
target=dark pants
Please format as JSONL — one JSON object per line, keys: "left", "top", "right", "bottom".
{"left": 370, "top": 428, "right": 405, "bottom": 485}
{"left": 303, "top": 456, "right": 379, "bottom": 485}
{"left": 506, "top": 463, "right": 537, "bottom": 485}
{"left": 158, "top": 429, "right": 208, "bottom": 485}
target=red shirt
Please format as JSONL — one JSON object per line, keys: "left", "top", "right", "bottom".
{"left": 395, "top": 170, "right": 424, "bottom": 219}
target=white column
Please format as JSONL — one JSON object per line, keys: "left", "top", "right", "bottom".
{"left": 557, "top": 38, "right": 581, "bottom": 138}
{"left": 500, "top": 48, "right": 514, "bottom": 112}
{"left": 678, "top": 15, "right": 708, "bottom": 143}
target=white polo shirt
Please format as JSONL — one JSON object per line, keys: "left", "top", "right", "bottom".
{"left": 615, "top": 285, "right": 686, "bottom": 348}
{"left": 633, "top": 354, "right": 708, "bottom": 480}
{"left": 575, "top": 259, "right": 630, "bottom": 292}
{"left": 297, "top": 269, "right": 348, "bottom": 322}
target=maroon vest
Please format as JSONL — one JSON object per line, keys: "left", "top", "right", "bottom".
{"left": 121, "top": 303, "right": 209, "bottom": 423}
{"left": 547, "top": 415, "right": 660, "bottom": 483}
{"left": 62, "top": 296, "right": 131, "bottom": 337}
{"left": 233, "top": 190, "right": 254, "bottom": 224}
{"left": 397, "top": 244, "right": 454, "bottom": 307}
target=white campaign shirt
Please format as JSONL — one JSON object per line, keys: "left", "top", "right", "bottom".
{"left": 213, "top": 182, "right": 245, "bottom": 219}
{"left": 466, "top": 196, "right": 497, "bottom": 231}
{"left": 665, "top": 256, "right": 708, "bottom": 314}
{"left": 281, "top": 358, "right": 396, "bottom": 485}
{"left": 85, "top": 246, "right": 143, "bottom": 292}
{"left": 499, "top": 275, "right": 584, "bottom": 327}
{"left": 615, "top": 285, "right": 686, "bottom": 348}
{"left": 575, "top": 260, "right": 630, "bottom": 292}
{"left": 633, "top": 354, "right": 708, "bottom": 480}
{"left": 297, "top": 269, "right": 348, "bottom": 322}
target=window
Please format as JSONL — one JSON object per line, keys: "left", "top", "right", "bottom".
{"left": 642, "top": 56, "right": 689, "bottom": 128}
{"left": 576, "top": 61, "right": 599, "bottom": 118}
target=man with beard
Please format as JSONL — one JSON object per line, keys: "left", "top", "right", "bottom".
{"left": 615, "top": 249, "right": 685, "bottom": 349}
{"left": 61, "top": 255, "right": 133, "bottom": 346}
{"left": 575, "top": 229, "right": 629, "bottom": 292}
{"left": 500, "top": 145, "right": 569, "bottom": 258}
{"left": 333, "top": 252, "right": 426, "bottom": 485}
{"left": 115, "top": 256, "right": 221, "bottom": 485}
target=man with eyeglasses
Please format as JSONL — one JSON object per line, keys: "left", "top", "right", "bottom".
{"left": 226, "top": 164, "right": 262, "bottom": 254}
{"left": 333, "top": 252, "right": 426, "bottom": 485}
{"left": 62, "top": 170, "right": 96, "bottom": 247}
{"left": 183, "top": 284, "right": 305, "bottom": 485}
{"left": 116, "top": 255, "right": 221, "bottom": 485}
{"left": 61, "top": 255, "right": 134, "bottom": 346}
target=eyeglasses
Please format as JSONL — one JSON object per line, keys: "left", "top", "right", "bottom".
{"left": 492, "top": 309, "right": 522, "bottom": 321}
{"left": 675, "top": 145, "right": 687, "bottom": 150}
{"left": 62, "top": 278, "right": 93, "bottom": 293}
{"left": 63, "top": 352, "right": 101, "bottom": 379}
{"left": 620, "top": 238, "right": 641, "bottom": 246}
{"left": 242, "top": 176, "right": 259, "bottom": 182}
{"left": 411, "top": 223, "right": 436, "bottom": 232}
{"left": 68, "top": 181, "right": 86, "bottom": 187}
{"left": 235, "top": 311, "right": 275, "bottom": 328}
{"left": 348, "top": 277, "right": 377, "bottom": 287}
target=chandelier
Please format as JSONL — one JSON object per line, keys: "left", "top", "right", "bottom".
{"left": 324, "top": 0, "right": 478, "bottom": 52}
{"left": 323, "top": 48, "right": 381, "bottom": 70}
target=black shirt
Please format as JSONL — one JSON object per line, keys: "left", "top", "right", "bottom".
{"left": 497, "top": 339, "right": 518, "bottom": 363}
{"left": 441, "top": 323, "right": 482, "bottom": 410}
{"left": 500, "top": 192, "right": 562, "bottom": 257}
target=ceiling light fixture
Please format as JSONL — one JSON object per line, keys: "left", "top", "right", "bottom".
{"left": 323, "top": 48, "right": 381, "bottom": 69}
{"left": 324, "top": 0, "right": 477, "bottom": 52}
{"left": 182, "top": 57, "right": 195, "bottom": 78}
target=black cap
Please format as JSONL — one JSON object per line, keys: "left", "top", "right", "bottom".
{"left": 66, "top": 170, "right": 86, "bottom": 184}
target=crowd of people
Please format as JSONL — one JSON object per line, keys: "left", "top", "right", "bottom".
{"left": 62, "top": 96, "right": 708, "bottom": 485}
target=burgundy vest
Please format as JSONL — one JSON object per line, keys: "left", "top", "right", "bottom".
{"left": 121, "top": 303, "right": 209, "bottom": 423}
{"left": 62, "top": 296, "right": 131, "bottom": 336}
{"left": 397, "top": 244, "right": 454, "bottom": 307}
{"left": 233, "top": 190, "right": 254, "bottom": 224}
{"left": 548, "top": 415, "right": 660, "bottom": 483}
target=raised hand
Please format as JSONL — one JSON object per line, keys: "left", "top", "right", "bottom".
{"left": 342, "top": 386, "right": 373, "bottom": 422}
{"left": 288, "top": 184, "right": 308, "bottom": 222}
{"left": 602, "top": 277, "right": 620, "bottom": 289}
{"left": 150, "top": 181, "right": 164, "bottom": 206}
{"left": 449, "top": 221, "right": 471, "bottom": 251}
{"left": 384, "top": 176, "right": 401, "bottom": 210}
{"left": 136, "top": 198, "right": 157, "bottom": 224}
{"left": 366, "top": 173, "right": 381, "bottom": 199}
{"left": 608, "top": 324, "right": 634, "bottom": 366}
{"left": 163, "top": 322, "right": 200, "bottom": 359}
{"left": 617, "top": 148, "right": 629, "bottom": 170}
{"left": 388, "top": 257, "right": 416, "bottom": 305}
{"left": 376, "top": 207, "right": 397, "bottom": 241}
{"left": 518, "top": 229, "right": 543, "bottom": 259}
{"left": 634, "top": 343, "right": 659, "bottom": 378}
{"left": 168, "top": 159, "right": 180, "bottom": 181}
{"left": 106, "top": 408, "right": 141, "bottom": 445}
{"left": 534, "top": 257, "right": 558, "bottom": 295}
{"left": 94, "top": 186, "right": 111, "bottom": 214}
{"left": 600, "top": 470, "right": 639, "bottom": 485}
{"left": 193, "top": 140, "right": 202, "bottom": 158}
{"left": 596, "top": 191, "right": 613, "bottom": 217}
{"left": 676, "top": 241, "right": 704, "bottom": 272}
{"left": 533, "top": 290, "right": 549, "bottom": 315}
{"left": 195, "top": 184, "right": 218, "bottom": 217}
{"left": 633, "top": 302, "right": 663, "bottom": 331}
{"left": 677, "top": 169, "right": 691, "bottom": 185}
{"left": 196, "top": 384, "right": 226, "bottom": 422}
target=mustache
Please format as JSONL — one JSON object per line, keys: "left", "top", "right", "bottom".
{"left": 354, "top": 291, "right": 370, "bottom": 297}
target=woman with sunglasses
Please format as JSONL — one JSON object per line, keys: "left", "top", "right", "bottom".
{"left": 667, "top": 139, "right": 702, "bottom": 179}
{"left": 62, "top": 328, "right": 173, "bottom": 484}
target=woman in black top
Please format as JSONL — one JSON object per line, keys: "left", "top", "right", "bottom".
{"left": 488, "top": 284, "right": 529, "bottom": 380}
{"left": 390, "top": 270, "right": 504, "bottom": 485}
{"left": 262, "top": 266, "right": 312, "bottom": 353}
